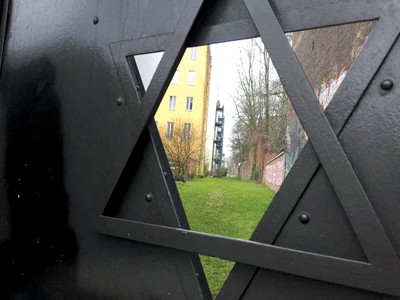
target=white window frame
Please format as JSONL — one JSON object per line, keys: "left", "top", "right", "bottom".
{"left": 190, "top": 47, "right": 197, "bottom": 60}
{"left": 171, "top": 71, "right": 179, "bottom": 84}
{"left": 186, "top": 97, "right": 193, "bottom": 111}
{"left": 188, "top": 71, "right": 195, "bottom": 85}
{"left": 183, "top": 123, "right": 191, "bottom": 141}
{"left": 167, "top": 122, "right": 174, "bottom": 140}
{"left": 169, "top": 96, "right": 176, "bottom": 110}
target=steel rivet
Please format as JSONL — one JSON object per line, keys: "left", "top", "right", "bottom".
{"left": 299, "top": 213, "right": 310, "bottom": 224}
{"left": 146, "top": 193, "right": 153, "bottom": 202}
{"left": 117, "top": 97, "right": 123, "bottom": 106}
{"left": 136, "top": 86, "right": 141, "bottom": 91}
{"left": 164, "top": 171, "right": 168, "bottom": 178}
{"left": 93, "top": 17, "right": 99, "bottom": 25}
{"left": 381, "top": 79, "right": 394, "bottom": 91}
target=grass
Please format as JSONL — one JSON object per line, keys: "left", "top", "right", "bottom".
{"left": 177, "top": 177, "right": 275, "bottom": 299}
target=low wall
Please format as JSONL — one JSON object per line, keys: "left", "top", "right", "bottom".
{"left": 238, "top": 160, "right": 251, "bottom": 180}
{"left": 263, "top": 152, "right": 285, "bottom": 193}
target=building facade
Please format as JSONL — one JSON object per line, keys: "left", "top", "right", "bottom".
{"left": 155, "top": 45, "right": 211, "bottom": 176}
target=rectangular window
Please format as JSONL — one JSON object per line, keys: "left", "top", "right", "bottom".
{"left": 183, "top": 123, "right": 191, "bottom": 141}
{"left": 186, "top": 97, "right": 193, "bottom": 111}
{"left": 188, "top": 71, "right": 195, "bottom": 85}
{"left": 171, "top": 71, "right": 178, "bottom": 84}
{"left": 169, "top": 96, "right": 176, "bottom": 110}
{"left": 167, "top": 122, "right": 174, "bottom": 140}
{"left": 190, "top": 47, "right": 197, "bottom": 60}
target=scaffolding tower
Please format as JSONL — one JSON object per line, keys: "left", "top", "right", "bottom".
{"left": 211, "top": 101, "right": 225, "bottom": 177}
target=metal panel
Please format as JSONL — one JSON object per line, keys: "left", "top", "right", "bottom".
{"left": 1, "top": 0, "right": 400, "bottom": 299}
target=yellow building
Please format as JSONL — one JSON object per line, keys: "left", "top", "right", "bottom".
{"left": 155, "top": 45, "right": 211, "bottom": 176}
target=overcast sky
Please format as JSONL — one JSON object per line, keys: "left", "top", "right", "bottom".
{"left": 205, "top": 40, "right": 245, "bottom": 162}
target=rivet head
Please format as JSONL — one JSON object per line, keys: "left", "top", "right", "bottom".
{"left": 164, "top": 172, "right": 168, "bottom": 178}
{"left": 381, "top": 79, "right": 394, "bottom": 91}
{"left": 117, "top": 97, "right": 123, "bottom": 106}
{"left": 93, "top": 17, "right": 99, "bottom": 25}
{"left": 299, "top": 213, "right": 310, "bottom": 224}
{"left": 146, "top": 193, "right": 153, "bottom": 202}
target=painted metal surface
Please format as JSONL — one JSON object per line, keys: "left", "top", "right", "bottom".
{"left": 0, "top": 0, "right": 399, "bottom": 299}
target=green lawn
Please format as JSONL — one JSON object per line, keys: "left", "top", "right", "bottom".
{"left": 177, "top": 177, "right": 275, "bottom": 299}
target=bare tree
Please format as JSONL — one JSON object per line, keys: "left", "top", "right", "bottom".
{"left": 233, "top": 39, "right": 267, "bottom": 135}
{"left": 230, "top": 38, "right": 288, "bottom": 175}
{"left": 230, "top": 120, "right": 251, "bottom": 166}
{"left": 159, "top": 116, "right": 207, "bottom": 178}
{"left": 268, "top": 78, "right": 288, "bottom": 152}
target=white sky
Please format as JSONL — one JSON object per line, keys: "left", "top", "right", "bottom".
{"left": 205, "top": 40, "right": 245, "bottom": 163}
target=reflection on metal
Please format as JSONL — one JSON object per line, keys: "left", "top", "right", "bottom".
{"left": 1, "top": 0, "right": 400, "bottom": 299}
{"left": 211, "top": 101, "right": 225, "bottom": 177}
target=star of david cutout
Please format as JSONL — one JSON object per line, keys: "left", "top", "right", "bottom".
{"left": 94, "top": 0, "right": 400, "bottom": 298}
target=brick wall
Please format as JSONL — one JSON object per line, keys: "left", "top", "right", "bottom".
{"left": 285, "top": 21, "right": 375, "bottom": 176}
{"left": 263, "top": 152, "right": 285, "bottom": 193}
{"left": 237, "top": 133, "right": 279, "bottom": 181}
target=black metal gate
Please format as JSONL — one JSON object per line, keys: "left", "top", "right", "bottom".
{"left": 1, "top": 0, "right": 400, "bottom": 298}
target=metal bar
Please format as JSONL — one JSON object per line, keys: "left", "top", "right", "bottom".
{"left": 325, "top": 7, "right": 400, "bottom": 136}
{"left": 219, "top": 3, "right": 400, "bottom": 299}
{"left": 109, "top": 34, "right": 172, "bottom": 56}
{"left": 217, "top": 145, "right": 321, "bottom": 300}
{"left": 145, "top": 123, "right": 182, "bottom": 228}
{"left": 271, "top": 0, "right": 384, "bottom": 33}
{"left": 0, "top": 0, "right": 10, "bottom": 77}
{"left": 97, "top": 1, "right": 205, "bottom": 216}
{"left": 147, "top": 122, "right": 192, "bottom": 230}
{"left": 244, "top": 0, "right": 399, "bottom": 265}
{"left": 116, "top": 55, "right": 211, "bottom": 299}
{"left": 97, "top": 216, "right": 400, "bottom": 297}
{"left": 188, "top": 19, "right": 259, "bottom": 47}
{"left": 187, "top": 0, "right": 385, "bottom": 47}
{"left": 108, "top": 33, "right": 172, "bottom": 123}
{"left": 148, "top": 121, "right": 212, "bottom": 299}
{"left": 216, "top": 265, "right": 260, "bottom": 300}
{"left": 127, "top": 56, "right": 182, "bottom": 228}
{"left": 147, "top": 122, "right": 212, "bottom": 300}
{"left": 141, "top": 0, "right": 205, "bottom": 126}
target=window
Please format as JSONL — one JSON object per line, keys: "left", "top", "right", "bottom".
{"left": 169, "top": 96, "right": 176, "bottom": 110}
{"left": 171, "top": 71, "right": 178, "bottom": 84}
{"left": 186, "top": 97, "right": 193, "bottom": 111}
{"left": 183, "top": 123, "right": 191, "bottom": 141}
{"left": 190, "top": 47, "right": 197, "bottom": 60}
{"left": 188, "top": 71, "right": 195, "bottom": 85}
{"left": 166, "top": 122, "right": 174, "bottom": 140}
